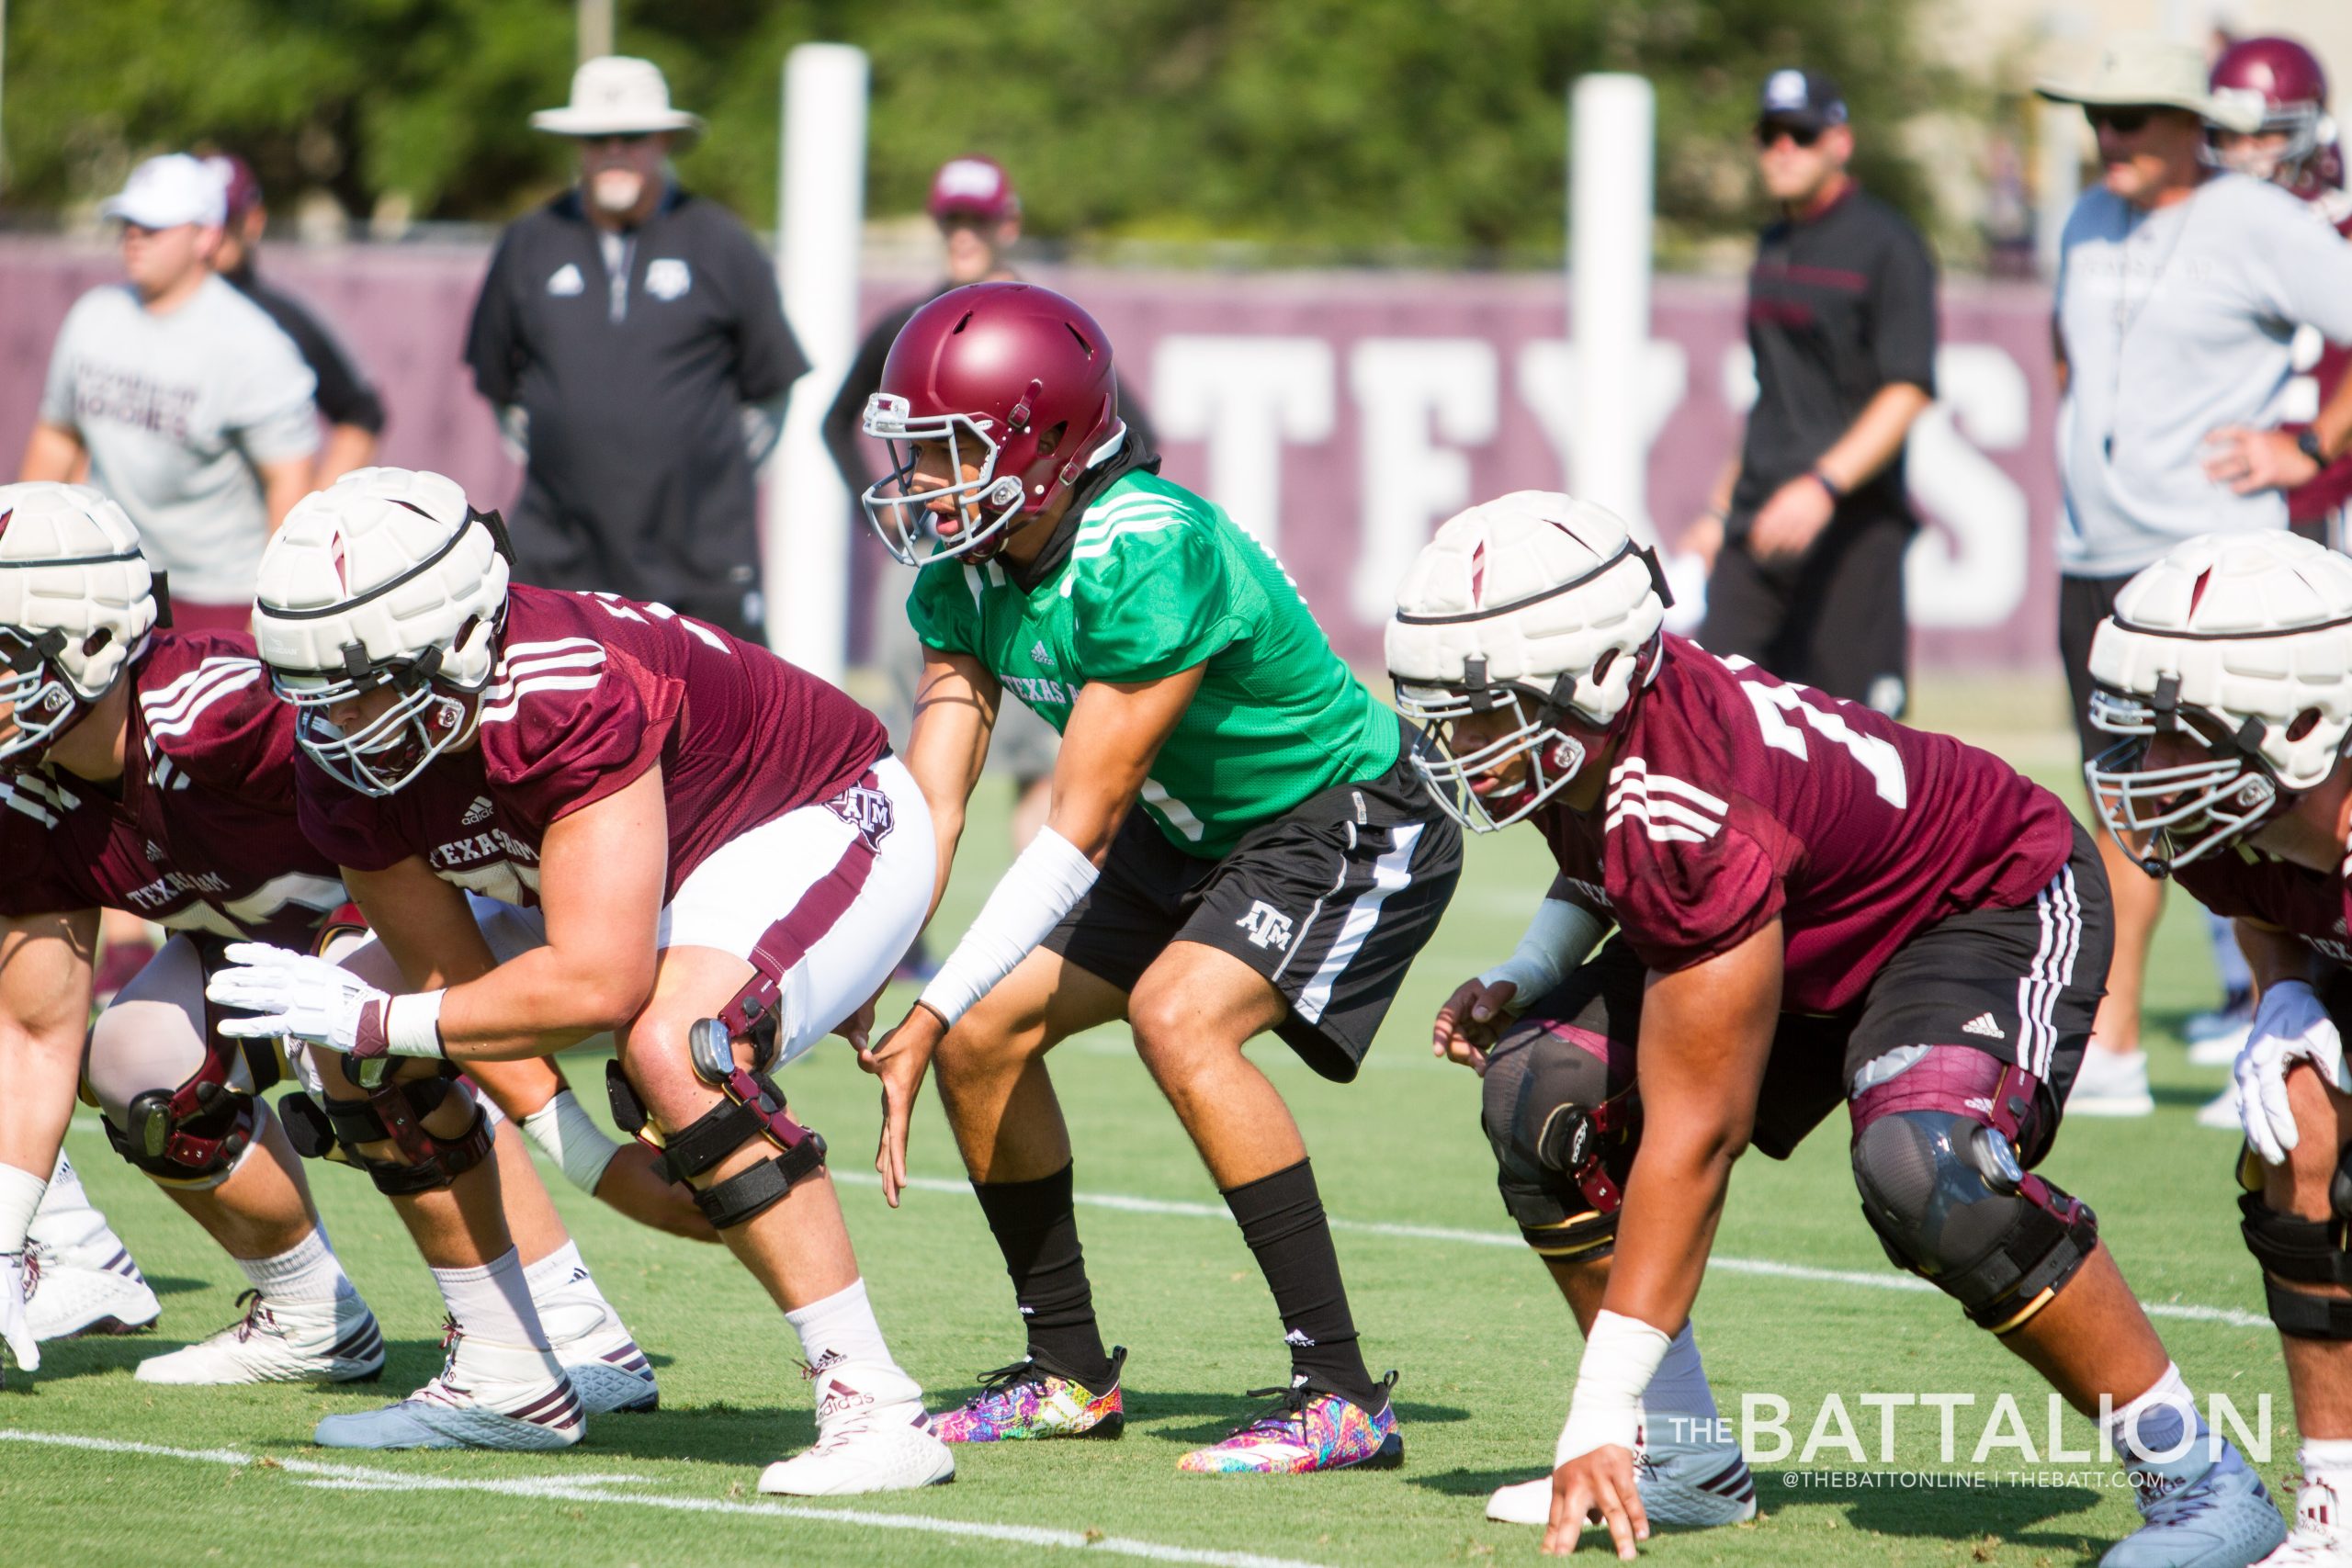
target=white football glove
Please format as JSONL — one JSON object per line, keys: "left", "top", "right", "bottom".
{"left": 206, "top": 942, "right": 390, "bottom": 1054}
{"left": 2235, "top": 978, "right": 2352, "bottom": 1167}
{"left": 1, "top": 1249, "right": 38, "bottom": 1377}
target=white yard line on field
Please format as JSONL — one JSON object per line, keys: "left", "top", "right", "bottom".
{"left": 838, "top": 1173, "right": 2272, "bottom": 1332}
{"left": 0, "top": 1430, "right": 1330, "bottom": 1568}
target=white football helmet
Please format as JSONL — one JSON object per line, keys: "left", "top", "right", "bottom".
{"left": 0, "top": 482, "right": 157, "bottom": 763}
{"left": 250, "top": 467, "right": 511, "bottom": 796}
{"left": 2086, "top": 530, "right": 2352, "bottom": 874}
{"left": 1386, "top": 491, "right": 1668, "bottom": 832}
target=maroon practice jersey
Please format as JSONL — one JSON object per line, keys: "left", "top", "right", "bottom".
{"left": 300, "top": 585, "right": 887, "bottom": 903}
{"left": 0, "top": 632, "right": 346, "bottom": 945}
{"left": 2173, "top": 843, "right": 2352, "bottom": 971}
{"left": 1531, "top": 637, "right": 2076, "bottom": 1013}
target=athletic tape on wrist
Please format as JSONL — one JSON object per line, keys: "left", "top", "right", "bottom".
{"left": 1478, "top": 899, "right": 1609, "bottom": 1001}
{"left": 385, "top": 989, "right": 447, "bottom": 1058}
{"left": 1555, "top": 1309, "right": 1673, "bottom": 1464}
{"left": 521, "top": 1089, "right": 622, "bottom": 1195}
{"left": 919, "top": 827, "right": 1100, "bottom": 1027}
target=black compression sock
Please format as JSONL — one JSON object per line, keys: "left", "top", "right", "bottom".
{"left": 1222, "top": 1157, "right": 1383, "bottom": 1410}
{"left": 970, "top": 1164, "right": 1116, "bottom": 1388}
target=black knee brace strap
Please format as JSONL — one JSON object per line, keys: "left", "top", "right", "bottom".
{"left": 279, "top": 1075, "right": 495, "bottom": 1196}
{"left": 103, "top": 1031, "right": 280, "bottom": 1183}
{"left": 2238, "top": 1139, "right": 2352, "bottom": 1339}
{"left": 605, "top": 1040, "right": 828, "bottom": 1231}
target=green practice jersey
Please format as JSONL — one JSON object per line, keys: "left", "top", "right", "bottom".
{"left": 908, "top": 468, "right": 1401, "bottom": 857}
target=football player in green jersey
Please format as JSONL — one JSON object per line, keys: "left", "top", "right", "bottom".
{"left": 854, "top": 283, "right": 1462, "bottom": 1473}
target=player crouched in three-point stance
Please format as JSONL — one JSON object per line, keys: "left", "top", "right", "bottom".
{"left": 0, "top": 481, "right": 664, "bottom": 1418}
{"left": 2088, "top": 531, "right": 2352, "bottom": 1565}
{"left": 856, "top": 282, "right": 1463, "bottom": 1473}
{"left": 209, "top": 467, "right": 953, "bottom": 1492}
{"left": 1391, "top": 491, "right": 2281, "bottom": 1563}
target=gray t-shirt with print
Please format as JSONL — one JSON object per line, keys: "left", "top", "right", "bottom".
{"left": 39, "top": 275, "right": 319, "bottom": 605}
{"left": 2052, "top": 171, "right": 2352, "bottom": 579}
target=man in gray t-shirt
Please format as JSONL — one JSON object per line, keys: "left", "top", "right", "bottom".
{"left": 18, "top": 153, "right": 318, "bottom": 633}
{"left": 2036, "top": 34, "right": 2352, "bottom": 1116}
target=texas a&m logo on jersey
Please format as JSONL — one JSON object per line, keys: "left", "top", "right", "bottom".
{"left": 824, "top": 782, "right": 895, "bottom": 849}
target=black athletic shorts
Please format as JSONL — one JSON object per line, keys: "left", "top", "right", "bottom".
{"left": 1700, "top": 510, "right": 1912, "bottom": 717}
{"left": 1510, "top": 821, "right": 2110, "bottom": 1168}
{"left": 1042, "top": 739, "right": 1464, "bottom": 1082}
{"left": 2059, "top": 571, "right": 2135, "bottom": 769}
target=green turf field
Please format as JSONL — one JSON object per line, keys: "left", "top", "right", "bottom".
{"left": 6, "top": 686, "right": 2301, "bottom": 1567}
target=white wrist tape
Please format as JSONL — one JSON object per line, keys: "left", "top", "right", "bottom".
{"left": 919, "top": 828, "right": 1100, "bottom": 1027}
{"left": 386, "top": 990, "right": 447, "bottom": 1058}
{"left": 1555, "top": 1310, "right": 1673, "bottom": 1464}
{"left": 521, "top": 1089, "right": 623, "bottom": 1195}
{"left": 1479, "top": 899, "right": 1609, "bottom": 1002}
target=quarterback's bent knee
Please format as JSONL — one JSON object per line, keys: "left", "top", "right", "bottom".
{"left": 1852, "top": 1108, "right": 2098, "bottom": 1333}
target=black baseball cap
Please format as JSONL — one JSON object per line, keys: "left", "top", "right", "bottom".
{"left": 1756, "top": 67, "right": 1849, "bottom": 132}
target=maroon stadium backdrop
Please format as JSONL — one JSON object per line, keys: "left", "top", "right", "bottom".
{"left": 0, "top": 238, "right": 2104, "bottom": 671}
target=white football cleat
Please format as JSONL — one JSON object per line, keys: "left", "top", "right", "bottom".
{"left": 2068, "top": 1047, "right": 2155, "bottom": 1118}
{"left": 314, "top": 1323, "right": 583, "bottom": 1451}
{"left": 759, "top": 1358, "right": 956, "bottom": 1495}
{"left": 136, "top": 1289, "right": 384, "bottom": 1385}
{"left": 1487, "top": 1413, "right": 1757, "bottom": 1529}
{"left": 25, "top": 1233, "right": 161, "bottom": 1340}
{"left": 533, "top": 1259, "right": 658, "bottom": 1415}
{"left": 2255, "top": 1474, "right": 2352, "bottom": 1566}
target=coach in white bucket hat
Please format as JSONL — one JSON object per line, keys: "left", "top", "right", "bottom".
{"left": 2033, "top": 31, "right": 2264, "bottom": 132}
{"left": 530, "top": 55, "right": 706, "bottom": 139}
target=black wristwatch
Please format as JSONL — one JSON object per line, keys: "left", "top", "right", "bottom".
{"left": 2299, "top": 428, "right": 2330, "bottom": 467}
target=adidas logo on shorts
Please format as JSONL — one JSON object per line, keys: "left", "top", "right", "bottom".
{"left": 1962, "top": 1012, "right": 2006, "bottom": 1041}
{"left": 461, "top": 795, "right": 494, "bottom": 826}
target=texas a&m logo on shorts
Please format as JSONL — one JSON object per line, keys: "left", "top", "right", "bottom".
{"left": 824, "top": 781, "right": 895, "bottom": 849}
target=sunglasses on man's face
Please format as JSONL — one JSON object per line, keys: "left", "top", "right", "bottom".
{"left": 1755, "top": 122, "right": 1824, "bottom": 149}
{"left": 2086, "top": 107, "right": 2158, "bottom": 134}
{"left": 584, "top": 132, "right": 655, "bottom": 149}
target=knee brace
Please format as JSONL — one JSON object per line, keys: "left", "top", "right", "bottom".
{"left": 1480, "top": 1022, "right": 1639, "bottom": 1259}
{"left": 2236, "top": 1141, "right": 2352, "bottom": 1339}
{"left": 277, "top": 1072, "right": 495, "bottom": 1197}
{"left": 1853, "top": 1106, "right": 2098, "bottom": 1333}
{"left": 606, "top": 1017, "right": 826, "bottom": 1231}
{"left": 101, "top": 1030, "right": 279, "bottom": 1187}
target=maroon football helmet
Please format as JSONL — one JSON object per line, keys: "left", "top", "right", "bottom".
{"left": 2210, "top": 37, "right": 2334, "bottom": 193}
{"left": 861, "top": 281, "right": 1121, "bottom": 565}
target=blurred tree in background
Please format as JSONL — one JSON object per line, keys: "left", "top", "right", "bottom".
{"left": 1, "top": 0, "right": 1951, "bottom": 260}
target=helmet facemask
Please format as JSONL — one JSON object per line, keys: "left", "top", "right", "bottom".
{"left": 0, "top": 624, "right": 89, "bottom": 764}
{"left": 2084, "top": 679, "right": 2296, "bottom": 875}
{"left": 1396, "top": 650, "right": 1637, "bottom": 833}
{"left": 274, "top": 637, "right": 481, "bottom": 798}
{"left": 862, "top": 393, "right": 1039, "bottom": 566}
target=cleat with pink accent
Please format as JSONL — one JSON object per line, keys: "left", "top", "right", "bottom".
{"left": 136, "top": 1289, "right": 383, "bottom": 1386}
{"left": 931, "top": 1348, "right": 1125, "bottom": 1443}
{"left": 312, "top": 1321, "right": 582, "bottom": 1451}
{"left": 1177, "top": 1373, "right": 1403, "bottom": 1475}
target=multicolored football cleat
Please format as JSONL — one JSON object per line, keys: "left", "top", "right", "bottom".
{"left": 1177, "top": 1373, "right": 1402, "bottom": 1475}
{"left": 930, "top": 1348, "right": 1126, "bottom": 1443}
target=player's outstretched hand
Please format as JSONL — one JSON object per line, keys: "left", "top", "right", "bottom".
{"left": 831, "top": 981, "right": 890, "bottom": 1055}
{"left": 856, "top": 1005, "right": 945, "bottom": 1209}
{"left": 1431, "top": 976, "right": 1517, "bottom": 1076}
{"left": 206, "top": 942, "right": 389, "bottom": 1055}
{"left": 1544, "top": 1444, "right": 1647, "bottom": 1559}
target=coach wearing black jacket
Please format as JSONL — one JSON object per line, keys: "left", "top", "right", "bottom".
{"left": 466, "top": 57, "right": 808, "bottom": 643}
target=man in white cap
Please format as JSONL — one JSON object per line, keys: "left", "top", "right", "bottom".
{"left": 18, "top": 152, "right": 321, "bottom": 635}
{"left": 465, "top": 56, "right": 808, "bottom": 643}
{"left": 2037, "top": 34, "right": 2352, "bottom": 1119}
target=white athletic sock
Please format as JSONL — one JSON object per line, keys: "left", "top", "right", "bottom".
{"left": 522, "top": 1239, "right": 598, "bottom": 1298}
{"left": 2301, "top": 1437, "right": 2352, "bottom": 1479}
{"left": 2104, "top": 1361, "right": 2204, "bottom": 1473}
{"left": 786, "top": 1279, "right": 900, "bottom": 1376}
{"left": 432, "top": 1247, "right": 548, "bottom": 1350}
{"left": 237, "top": 1228, "right": 351, "bottom": 1304}
{"left": 28, "top": 1151, "right": 110, "bottom": 1252}
{"left": 1640, "top": 1322, "right": 1720, "bottom": 1425}
{"left": 0, "top": 1163, "right": 46, "bottom": 1256}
